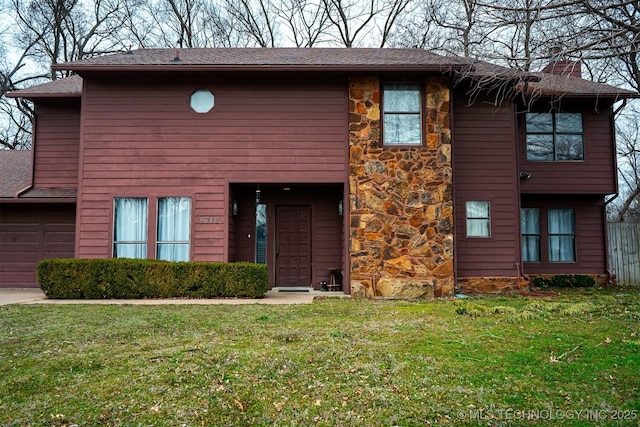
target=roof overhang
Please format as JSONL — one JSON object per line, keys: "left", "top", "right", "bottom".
{"left": 49, "top": 48, "right": 474, "bottom": 75}
{"left": 6, "top": 75, "right": 82, "bottom": 100}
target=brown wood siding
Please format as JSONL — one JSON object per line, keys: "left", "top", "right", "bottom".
{"left": 0, "top": 204, "right": 76, "bottom": 287}
{"left": 522, "top": 195, "right": 606, "bottom": 275}
{"left": 452, "top": 90, "right": 521, "bottom": 278}
{"left": 518, "top": 99, "right": 616, "bottom": 195}
{"left": 33, "top": 101, "right": 80, "bottom": 189}
{"left": 76, "top": 73, "right": 348, "bottom": 260}
{"left": 232, "top": 195, "right": 257, "bottom": 263}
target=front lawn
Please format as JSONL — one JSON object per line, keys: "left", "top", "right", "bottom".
{"left": 1, "top": 287, "right": 639, "bottom": 426}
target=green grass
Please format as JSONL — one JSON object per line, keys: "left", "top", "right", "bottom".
{"left": 1, "top": 287, "right": 639, "bottom": 426}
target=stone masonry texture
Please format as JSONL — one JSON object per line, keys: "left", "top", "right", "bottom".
{"left": 348, "top": 76, "right": 454, "bottom": 298}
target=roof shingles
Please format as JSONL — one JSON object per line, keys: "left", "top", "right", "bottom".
{"left": 7, "top": 74, "right": 82, "bottom": 99}
{"left": 9, "top": 48, "right": 638, "bottom": 99}
{"left": 0, "top": 150, "right": 31, "bottom": 198}
{"left": 0, "top": 150, "right": 77, "bottom": 199}
{"left": 52, "top": 47, "right": 471, "bottom": 70}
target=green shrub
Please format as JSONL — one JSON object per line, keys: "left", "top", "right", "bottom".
{"left": 530, "top": 274, "right": 596, "bottom": 289}
{"left": 530, "top": 277, "right": 552, "bottom": 288}
{"left": 551, "top": 274, "right": 596, "bottom": 288}
{"left": 37, "top": 259, "right": 269, "bottom": 299}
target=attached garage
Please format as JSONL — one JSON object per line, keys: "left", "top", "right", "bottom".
{"left": 0, "top": 203, "right": 76, "bottom": 288}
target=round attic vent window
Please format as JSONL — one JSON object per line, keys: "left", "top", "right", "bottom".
{"left": 190, "top": 89, "right": 214, "bottom": 113}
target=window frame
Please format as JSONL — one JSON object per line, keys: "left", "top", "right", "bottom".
{"left": 465, "top": 200, "right": 491, "bottom": 238}
{"left": 548, "top": 208, "right": 576, "bottom": 263}
{"left": 525, "top": 112, "right": 584, "bottom": 162}
{"left": 113, "top": 197, "right": 149, "bottom": 259}
{"left": 520, "top": 207, "right": 577, "bottom": 264}
{"left": 156, "top": 197, "right": 192, "bottom": 262}
{"left": 189, "top": 89, "right": 215, "bottom": 114}
{"left": 520, "top": 208, "right": 541, "bottom": 262}
{"left": 381, "top": 82, "right": 424, "bottom": 147}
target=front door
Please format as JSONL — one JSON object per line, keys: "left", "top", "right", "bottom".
{"left": 276, "top": 206, "right": 311, "bottom": 286}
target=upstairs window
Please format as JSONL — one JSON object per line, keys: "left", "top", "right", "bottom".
{"left": 466, "top": 201, "right": 491, "bottom": 238}
{"left": 383, "top": 83, "right": 422, "bottom": 146}
{"left": 114, "top": 197, "right": 148, "bottom": 259}
{"left": 157, "top": 197, "right": 191, "bottom": 262}
{"left": 526, "top": 113, "right": 583, "bottom": 161}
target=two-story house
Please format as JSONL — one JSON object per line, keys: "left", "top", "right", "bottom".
{"left": 1, "top": 48, "right": 635, "bottom": 297}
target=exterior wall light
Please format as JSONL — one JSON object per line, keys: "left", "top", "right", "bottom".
{"left": 338, "top": 199, "right": 344, "bottom": 216}
{"left": 519, "top": 171, "right": 532, "bottom": 180}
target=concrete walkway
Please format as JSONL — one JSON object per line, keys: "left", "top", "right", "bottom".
{"left": 0, "top": 288, "right": 348, "bottom": 306}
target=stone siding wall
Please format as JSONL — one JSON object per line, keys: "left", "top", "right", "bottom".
{"left": 457, "top": 274, "right": 610, "bottom": 295}
{"left": 456, "top": 277, "right": 519, "bottom": 295}
{"left": 348, "top": 76, "right": 454, "bottom": 298}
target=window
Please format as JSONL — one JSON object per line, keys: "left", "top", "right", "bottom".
{"left": 466, "top": 201, "right": 491, "bottom": 238}
{"left": 114, "top": 197, "right": 148, "bottom": 258}
{"left": 190, "top": 89, "right": 214, "bottom": 113}
{"left": 157, "top": 197, "right": 191, "bottom": 262}
{"left": 521, "top": 208, "right": 541, "bottom": 262}
{"left": 255, "top": 203, "right": 267, "bottom": 264}
{"left": 548, "top": 209, "right": 575, "bottom": 262}
{"left": 383, "top": 83, "right": 422, "bottom": 146}
{"left": 526, "top": 113, "right": 583, "bottom": 161}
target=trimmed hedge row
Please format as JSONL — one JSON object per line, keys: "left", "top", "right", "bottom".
{"left": 530, "top": 274, "right": 596, "bottom": 289}
{"left": 37, "top": 258, "right": 269, "bottom": 299}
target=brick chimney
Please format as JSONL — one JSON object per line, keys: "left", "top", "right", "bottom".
{"left": 542, "top": 60, "right": 582, "bottom": 78}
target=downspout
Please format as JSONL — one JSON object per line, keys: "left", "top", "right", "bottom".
{"left": 449, "top": 75, "right": 459, "bottom": 294}
{"left": 603, "top": 102, "right": 621, "bottom": 285}
{"left": 15, "top": 112, "right": 37, "bottom": 198}
{"left": 603, "top": 193, "right": 618, "bottom": 285}
{"left": 514, "top": 99, "right": 524, "bottom": 287}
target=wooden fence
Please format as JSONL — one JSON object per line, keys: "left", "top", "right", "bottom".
{"left": 607, "top": 222, "right": 640, "bottom": 285}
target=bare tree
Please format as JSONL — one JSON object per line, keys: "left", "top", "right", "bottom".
{"left": 224, "top": 0, "right": 280, "bottom": 47}
{"left": 11, "top": 0, "right": 126, "bottom": 79}
{"left": 321, "top": 0, "right": 412, "bottom": 47}
{"left": 1, "top": 0, "right": 134, "bottom": 149}
{"left": 0, "top": 97, "right": 32, "bottom": 149}
{"left": 611, "top": 104, "right": 640, "bottom": 221}
{"left": 276, "top": 0, "right": 330, "bottom": 47}
{"left": 567, "top": 1, "right": 640, "bottom": 219}
{"left": 386, "top": 0, "right": 438, "bottom": 50}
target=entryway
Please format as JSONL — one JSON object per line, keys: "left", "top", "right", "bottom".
{"left": 228, "top": 183, "right": 345, "bottom": 291}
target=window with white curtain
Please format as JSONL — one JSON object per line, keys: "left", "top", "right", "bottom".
{"left": 466, "top": 201, "right": 491, "bottom": 238}
{"left": 113, "top": 197, "right": 148, "bottom": 258}
{"left": 157, "top": 197, "right": 191, "bottom": 262}
{"left": 548, "top": 208, "right": 575, "bottom": 262}
{"left": 383, "top": 83, "right": 422, "bottom": 146}
{"left": 521, "top": 208, "right": 541, "bottom": 262}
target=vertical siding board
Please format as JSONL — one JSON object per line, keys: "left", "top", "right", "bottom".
{"left": 608, "top": 222, "right": 640, "bottom": 285}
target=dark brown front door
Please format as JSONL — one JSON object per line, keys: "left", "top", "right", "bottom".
{"left": 276, "top": 206, "right": 311, "bottom": 286}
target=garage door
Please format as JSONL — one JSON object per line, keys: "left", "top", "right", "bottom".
{"left": 0, "top": 204, "right": 76, "bottom": 288}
